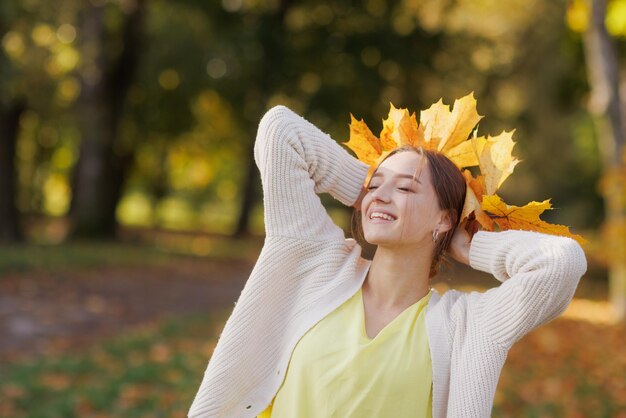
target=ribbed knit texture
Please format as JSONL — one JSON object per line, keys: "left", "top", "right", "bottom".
{"left": 187, "top": 106, "right": 588, "bottom": 418}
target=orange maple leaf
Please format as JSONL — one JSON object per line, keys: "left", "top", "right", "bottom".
{"left": 344, "top": 114, "right": 381, "bottom": 166}
{"left": 461, "top": 170, "right": 493, "bottom": 230}
{"left": 481, "top": 195, "right": 586, "bottom": 244}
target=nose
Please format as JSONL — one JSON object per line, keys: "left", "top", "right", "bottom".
{"left": 370, "top": 183, "right": 392, "bottom": 203}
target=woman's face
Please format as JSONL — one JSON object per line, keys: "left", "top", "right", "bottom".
{"left": 361, "top": 151, "right": 450, "bottom": 248}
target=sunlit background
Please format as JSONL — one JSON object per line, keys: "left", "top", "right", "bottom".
{"left": 4, "top": 0, "right": 622, "bottom": 238}
{"left": 1, "top": 0, "right": 625, "bottom": 417}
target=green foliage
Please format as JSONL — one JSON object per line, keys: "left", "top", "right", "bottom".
{"left": 0, "top": 0, "right": 612, "bottom": 234}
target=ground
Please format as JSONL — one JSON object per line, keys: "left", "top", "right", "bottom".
{"left": 0, "top": 256, "right": 251, "bottom": 363}
{"left": 0, "top": 240, "right": 625, "bottom": 417}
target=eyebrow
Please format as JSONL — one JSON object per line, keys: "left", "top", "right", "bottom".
{"left": 370, "top": 172, "right": 421, "bottom": 184}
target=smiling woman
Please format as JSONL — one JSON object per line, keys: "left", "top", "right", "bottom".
{"left": 187, "top": 105, "right": 587, "bottom": 418}
{"left": 355, "top": 145, "right": 466, "bottom": 279}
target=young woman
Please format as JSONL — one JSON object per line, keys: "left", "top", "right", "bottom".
{"left": 188, "top": 105, "right": 587, "bottom": 418}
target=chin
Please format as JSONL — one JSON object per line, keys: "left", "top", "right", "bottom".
{"left": 362, "top": 231, "right": 399, "bottom": 247}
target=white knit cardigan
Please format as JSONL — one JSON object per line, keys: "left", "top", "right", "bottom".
{"left": 188, "top": 106, "right": 587, "bottom": 418}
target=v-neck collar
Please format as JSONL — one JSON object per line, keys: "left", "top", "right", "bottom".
{"left": 357, "top": 286, "right": 432, "bottom": 343}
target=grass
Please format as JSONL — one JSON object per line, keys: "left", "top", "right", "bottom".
{"left": 0, "top": 243, "right": 174, "bottom": 274}
{"left": 0, "top": 313, "right": 229, "bottom": 418}
{"left": 0, "top": 232, "right": 264, "bottom": 274}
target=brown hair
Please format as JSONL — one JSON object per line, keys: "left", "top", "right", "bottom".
{"left": 350, "top": 145, "right": 467, "bottom": 278}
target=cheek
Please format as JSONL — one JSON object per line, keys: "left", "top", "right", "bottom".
{"left": 402, "top": 198, "right": 436, "bottom": 227}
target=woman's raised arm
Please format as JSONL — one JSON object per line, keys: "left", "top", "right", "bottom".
{"left": 254, "top": 105, "right": 369, "bottom": 241}
{"left": 467, "top": 230, "right": 587, "bottom": 348}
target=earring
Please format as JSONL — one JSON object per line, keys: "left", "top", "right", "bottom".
{"left": 432, "top": 229, "right": 439, "bottom": 242}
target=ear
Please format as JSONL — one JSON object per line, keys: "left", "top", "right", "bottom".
{"left": 436, "top": 210, "right": 454, "bottom": 234}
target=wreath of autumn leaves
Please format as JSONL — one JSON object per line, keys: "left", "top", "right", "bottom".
{"left": 343, "top": 93, "right": 585, "bottom": 244}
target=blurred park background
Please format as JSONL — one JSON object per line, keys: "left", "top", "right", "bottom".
{"left": 1, "top": 0, "right": 626, "bottom": 416}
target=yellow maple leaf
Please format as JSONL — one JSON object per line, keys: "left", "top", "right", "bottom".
{"left": 474, "top": 131, "right": 520, "bottom": 195}
{"left": 481, "top": 195, "right": 586, "bottom": 244}
{"left": 344, "top": 114, "right": 381, "bottom": 166}
{"left": 447, "top": 136, "right": 485, "bottom": 168}
{"left": 379, "top": 104, "right": 421, "bottom": 150}
{"left": 419, "top": 92, "right": 483, "bottom": 153}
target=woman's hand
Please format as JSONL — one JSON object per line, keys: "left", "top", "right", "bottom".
{"left": 448, "top": 219, "right": 473, "bottom": 265}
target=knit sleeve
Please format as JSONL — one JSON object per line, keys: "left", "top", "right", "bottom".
{"left": 254, "top": 105, "right": 369, "bottom": 240}
{"left": 467, "top": 230, "right": 587, "bottom": 348}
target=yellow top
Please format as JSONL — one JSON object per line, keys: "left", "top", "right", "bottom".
{"left": 258, "top": 287, "right": 433, "bottom": 417}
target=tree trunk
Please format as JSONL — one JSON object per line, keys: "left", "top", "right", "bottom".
{"left": 71, "top": 0, "right": 144, "bottom": 238}
{"left": 71, "top": 3, "right": 112, "bottom": 237}
{"left": 232, "top": 0, "right": 292, "bottom": 236}
{"left": 0, "top": 16, "right": 24, "bottom": 242}
{"left": 0, "top": 101, "right": 24, "bottom": 242}
{"left": 583, "top": 0, "right": 626, "bottom": 321}
{"left": 233, "top": 142, "right": 258, "bottom": 236}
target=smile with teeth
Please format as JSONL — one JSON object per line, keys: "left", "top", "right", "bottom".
{"left": 370, "top": 212, "right": 397, "bottom": 221}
